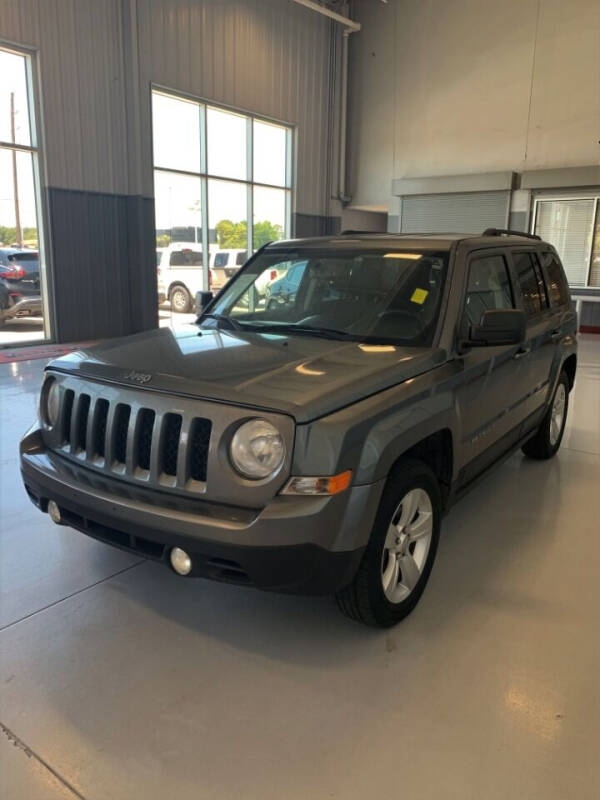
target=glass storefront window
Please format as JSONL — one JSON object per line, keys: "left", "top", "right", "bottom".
{"left": 0, "top": 46, "right": 48, "bottom": 346}
{"left": 253, "top": 186, "right": 286, "bottom": 250}
{"left": 152, "top": 90, "right": 293, "bottom": 329}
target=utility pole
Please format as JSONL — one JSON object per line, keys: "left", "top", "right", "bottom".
{"left": 10, "top": 91, "right": 23, "bottom": 247}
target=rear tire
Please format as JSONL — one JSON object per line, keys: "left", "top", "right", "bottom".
{"left": 169, "top": 285, "right": 193, "bottom": 314}
{"left": 522, "top": 371, "right": 569, "bottom": 460}
{"left": 336, "top": 458, "right": 441, "bottom": 628}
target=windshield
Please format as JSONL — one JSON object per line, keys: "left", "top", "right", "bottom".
{"left": 202, "top": 247, "right": 449, "bottom": 346}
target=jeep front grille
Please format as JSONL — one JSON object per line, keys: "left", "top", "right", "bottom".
{"left": 55, "top": 387, "right": 212, "bottom": 493}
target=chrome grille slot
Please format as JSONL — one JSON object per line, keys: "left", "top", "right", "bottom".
{"left": 76, "top": 394, "right": 91, "bottom": 452}
{"left": 189, "top": 418, "right": 212, "bottom": 482}
{"left": 136, "top": 408, "right": 155, "bottom": 471}
{"left": 113, "top": 404, "right": 130, "bottom": 465}
{"left": 93, "top": 399, "right": 109, "bottom": 458}
{"left": 160, "top": 413, "right": 182, "bottom": 477}
{"left": 61, "top": 389, "right": 74, "bottom": 445}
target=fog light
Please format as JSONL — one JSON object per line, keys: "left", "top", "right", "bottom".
{"left": 48, "top": 500, "right": 62, "bottom": 524}
{"left": 170, "top": 547, "right": 192, "bottom": 576}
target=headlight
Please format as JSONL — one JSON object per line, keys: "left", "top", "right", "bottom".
{"left": 230, "top": 418, "right": 285, "bottom": 479}
{"left": 41, "top": 378, "right": 61, "bottom": 427}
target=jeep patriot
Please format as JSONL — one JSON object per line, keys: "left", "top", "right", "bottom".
{"left": 20, "top": 229, "right": 577, "bottom": 627}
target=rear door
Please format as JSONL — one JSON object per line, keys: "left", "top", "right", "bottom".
{"left": 455, "top": 249, "right": 531, "bottom": 485}
{"left": 508, "top": 249, "right": 557, "bottom": 430}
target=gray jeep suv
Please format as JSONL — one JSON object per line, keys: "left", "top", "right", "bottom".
{"left": 20, "top": 229, "right": 577, "bottom": 627}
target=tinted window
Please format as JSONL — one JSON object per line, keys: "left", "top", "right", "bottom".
{"left": 465, "top": 255, "right": 513, "bottom": 326}
{"left": 214, "top": 252, "right": 228, "bottom": 267}
{"left": 539, "top": 252, "right": 570, "bottom": 307}
{"left": 169, "top": 249, "right": 203, "bottom": 267}
{"left": 514, "top": 252, "right": 546, "bottom": 318}
{"left": 236, "top": 251, "right": 247, "bottom": 266}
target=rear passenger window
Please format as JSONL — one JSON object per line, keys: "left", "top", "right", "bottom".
{"left": 514, "top": 252, "right": 548, "bottom": 318}
{"left": 464, "top": 255, "right": 514, "bottom": 325}
{"left": 539, "top": 252, "right": 570, "bottom": 307}
{"left": 214, "top": 253, "right": 228, "bottom": 267}
{"left": 169, "top": 250, "right": 203, "bottom": 267}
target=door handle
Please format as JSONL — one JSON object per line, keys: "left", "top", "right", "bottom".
{"left": 513, "top": 347, "right": 530, "bottom": 360}
{"left": 550, "top": 329, "right": 562, "bottom": 342}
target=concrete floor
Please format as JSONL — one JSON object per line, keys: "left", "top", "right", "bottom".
{"left": 1, "top": 336, "right": 599, "bottom": 800}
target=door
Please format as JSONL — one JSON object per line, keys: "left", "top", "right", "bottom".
{"left": 456, "top": 251, "right": 532, "bottom": 486}
{"left": 508, "top": 251, "right": 558, "bottom": 430}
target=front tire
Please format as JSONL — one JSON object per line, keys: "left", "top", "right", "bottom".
{"left": 169, "top": 285, "right": 193, "bottom": 313}
{"left": 336, "top": 458, "right": 441, "bottom": 628}
{"left": 522, "top": 371, "right": 569, "bottom": 460}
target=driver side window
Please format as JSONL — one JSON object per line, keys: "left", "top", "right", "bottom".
{"left": 464, "top": 254, "right": 514, "bottom": 326}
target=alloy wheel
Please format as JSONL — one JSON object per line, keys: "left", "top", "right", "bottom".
{"left": 381, "top": 488, "right": 433, "bottom": 604}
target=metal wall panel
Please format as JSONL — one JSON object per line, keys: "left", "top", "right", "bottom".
{"left": 0, "top": 0, "right": 130, "bottom": 195}
{"left": 0, "top": 0, "right": 337, "bottom": 213}
{"left": 135, "top": 0, "right": 335, "bottom": 215}
{"left": 0, "top": 0, "right": 339, "bottom": 342}
{"left": 400, "top": 191, "right": 510, "bottom": 234}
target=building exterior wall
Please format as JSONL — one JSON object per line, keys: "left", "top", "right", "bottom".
{"left": 0, "top": 0, "right": 341, "bottom": 342}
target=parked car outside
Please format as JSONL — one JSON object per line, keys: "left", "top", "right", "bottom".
{"left": 210, "top": 249, "right": 247, "bottom": 291}
{"left": 156, "top": 242, "right": 207, "bottom": 313}
{"left": 0, "top": 249, "right": 40, "bottom": 296}
{"left": 22, "top": 230, "right": 577, "bottom": 627}
{"left": 264, "top": 261, "right": 308, "bottom": 309}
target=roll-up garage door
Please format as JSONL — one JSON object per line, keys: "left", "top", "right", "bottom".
{"left": 400, "top": 191, "right": 510, "bottom": 234}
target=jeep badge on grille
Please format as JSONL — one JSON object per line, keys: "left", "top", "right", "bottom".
{"left": 122, "top": 370, "right": 152, "bottom": 384}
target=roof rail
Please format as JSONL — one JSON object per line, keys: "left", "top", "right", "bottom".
{"left": 482, "top": 228, "right": 541, "bottom": 240}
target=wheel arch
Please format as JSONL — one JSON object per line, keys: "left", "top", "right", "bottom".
{"left": 167, "top": 280, "right": 192, "bottom": 297}
{"left": 387, "top": 429, "right": 454, "bottom": 509}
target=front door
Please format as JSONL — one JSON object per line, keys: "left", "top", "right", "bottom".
{"left": 455, "top": 250, "right": 532, "bottom": 486}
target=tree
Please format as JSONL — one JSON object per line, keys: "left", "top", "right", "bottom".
{"left": 253, "top": 220, "right": 283, "bottom": 249}
{"left": 216, "top": 219, "right": 247, "bottom": 248}
{"left": 215, "top": 219, "right": 283, "bottom": 249}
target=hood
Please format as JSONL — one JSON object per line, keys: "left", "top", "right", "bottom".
{"left": 48, "top": 326, "right": 446, "bottom": 423}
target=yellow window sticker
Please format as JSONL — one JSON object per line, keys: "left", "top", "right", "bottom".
{"left": 411, "top": 288, "right": 429, "bottom": 305}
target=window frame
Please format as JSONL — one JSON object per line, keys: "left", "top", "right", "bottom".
{"left": 461, "top": 250, "right": 516, "bottom": 332}
{"left": 151, "top": 85, "right": 295, "bottom": 292}
{"left": 0, "top": 40, "right": 52, "bottom": 342}
{"left": 531, "top": 193, "right": 599, "bottom": 288}
{"left": 537, "top": 249, "right": 571, "bottom": 309}
{"left": 509, "top": 249, "right": 552, "bottom": 322}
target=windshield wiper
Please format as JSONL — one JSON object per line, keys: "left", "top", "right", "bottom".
{"left": 249, "top": 323, "right": 354, "bottom": 340}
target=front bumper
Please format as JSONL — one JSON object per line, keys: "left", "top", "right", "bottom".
{"left": 21, "top": 427, "right": 384, "bottom": 595}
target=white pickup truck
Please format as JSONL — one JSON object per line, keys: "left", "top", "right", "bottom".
{"left": 157, "top": 243, "right": 247, "bottom": 313}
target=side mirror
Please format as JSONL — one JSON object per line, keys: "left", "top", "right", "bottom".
{"left": 465, "top": 309, "right": 526, "bottom": 347}
{"left": 195, "top": 290, "right": 213, "bottom": 317}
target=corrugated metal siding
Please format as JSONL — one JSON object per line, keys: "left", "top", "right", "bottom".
{"left": 0, "top": 0, "right": 336, "bottom": 214}
{"left": 0, "top": 0, "right": 338, "bottom": 342}
{"left": 135, "top": 0, "right": 334, "bottom": 214}
{"left": 400, "top": 191, "right": 510, "bottom": 234}
{"left": 0, "top": 0, "right": 130, "bottom": 195}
